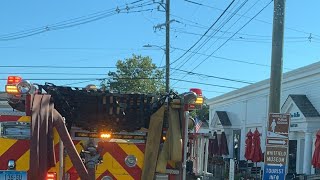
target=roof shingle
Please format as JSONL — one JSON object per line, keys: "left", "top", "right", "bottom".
{"left": 216, "top": 111, "right": 232, "bottom": 126}
{"left": 289, "top": 94, "right": 320, "bottom": 117}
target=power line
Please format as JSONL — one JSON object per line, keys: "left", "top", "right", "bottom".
{"left": 192, "top": 0, "right": 273, "bottom": 71}
{"left": 172, "top": 0, "right": 273, "bottom": 86}
{"left": 171, "top": 68, "right": 254, "bottom": 84}
{"left": 0, "top": 72, "right": 108, "bottom": 75}
{"left": 63, "top": 80, "right": 100, "bottom": 86}
{"left": 171, "top": 46, "right": 292, "bottom": 70}
{"left": 0, "top": 68, "right": 253, "bottom": 85}
{"left": 0, "top": 77, "right": 162, "bottom": 81}
{"left": 0, "top": 42, "right": 291, "bottom": 70}
{"left": 183, "top": 0, "right": 320, "bottom": 38}
{"left": 171, "top": 15, "right": 316, "bottom": 40}
{"left": 169, "top": 0, "right": 236, "bottom": 66}
{"left": 0, "top": 76, "right": 239, "bottom": 89}
{"left": 172, "top": 29, "right": 309, "bottom": 42}
{"left": 0, "top": 0, "right": 155, "bottom": 41}
{"left": 179, "top": 0, "right": 262, "bottom": 71}
{"left": 0, "top": 65, "right": 117, "bottom": 69}
{"left": 192, "top": 0, "right": 274, "bottom": 71}
{"left": 170, "top": 78, "right": 239, "bottom": 89}
{"left": 172, "top": 86, "right": 226, "bottom": 94}
{"left": 174, "top": 0, "right": 250, "bottom": 70}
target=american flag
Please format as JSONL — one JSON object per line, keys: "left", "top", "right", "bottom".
{"left": 194, "top": 117, "right": 202, "bottom": 133}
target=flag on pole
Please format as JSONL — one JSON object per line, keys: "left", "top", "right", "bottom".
{"left": 194, "top": 117, "right": 202, "bottom": 133}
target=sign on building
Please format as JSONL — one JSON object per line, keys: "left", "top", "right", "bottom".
{"left": 267, "top": 113, "right": 290, "bottom": 138}
{"left": 266, "top": 138, "right": 288, "bottom": 146}
{"left": 265, "top": 146, "right": 288, "bottom": 165}
{"left": 263, "top": 113, "right": 290, "bottom": 180}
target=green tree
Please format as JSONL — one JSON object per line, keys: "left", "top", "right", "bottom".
{"left": 101, "top": 54, "right": 165, "bottom": 94}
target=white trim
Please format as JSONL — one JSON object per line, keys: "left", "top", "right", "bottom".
{"left": 207, "top": 61, "right": 320, "bottom": 104}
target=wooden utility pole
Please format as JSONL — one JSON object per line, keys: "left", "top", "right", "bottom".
{"left": 165, "top": 0, "right": 170, "bottom": 93}
{"left": 268, "top": 0, "right": 286, "bottom": 113}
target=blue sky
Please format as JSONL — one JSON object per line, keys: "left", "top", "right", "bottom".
{"left": 0, "top": 0, "right": 319, "bottom": 98}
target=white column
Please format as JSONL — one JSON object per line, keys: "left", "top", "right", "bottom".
{"left": 303, "top": 132, "right": 313, "bottom": 175}
{"left": 199, "top": 137, "right": 204, "bottom": 174}
{"left": 240, "top": 127, "right": 246, "bottom": 160}
{"left": 194, "top": 138, "right": 198, "bottom": 174}
{"left": 204, "top": 138, "right": 209, "bottom": 174}
{"left": 296, "top": 138, "right": 302, "bottom": 174}
{"left": 196, "top": 137, "right": 201, "bottom": 174}
{"left": 311, "top": 135, "right": 316, "bottom": 175}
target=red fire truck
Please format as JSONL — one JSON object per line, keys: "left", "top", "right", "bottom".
{"left": 0, "top": 76, "right": 203, "bottom": 180}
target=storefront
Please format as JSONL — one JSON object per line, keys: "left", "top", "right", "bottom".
{"left": 207, "top": 61, "right": 320, "bottom": 175}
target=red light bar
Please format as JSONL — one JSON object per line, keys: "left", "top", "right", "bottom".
{"left": 190, "top": 88, "right": 202, "bottom": 96}
{"left": 7, "top": 76, "right": 22, "bottom": 85}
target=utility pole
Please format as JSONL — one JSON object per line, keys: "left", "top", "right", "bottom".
{"left": 165, "top": 0, "right": 170, "bottom": 93}
{"left": 268, "top": 0, "right": 286, "bottom": 113}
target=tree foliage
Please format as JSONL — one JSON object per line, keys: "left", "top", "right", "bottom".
{"left": 189, "top": 98, "right": 209, "bottom": 122}
{"left": 102, "top": 54, "right": 165, "bottom": 94}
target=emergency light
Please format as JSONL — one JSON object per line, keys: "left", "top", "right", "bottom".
{"left": 46, "top": 172, "right": 57, "bottom": 180}
{"left": 100, "top": 133, "right": 111, "bottom": 138}
{"left": 190, "top": 88, "right": 203, "bottom": 105}
{"left": 5, "top": 76, "right": 33, "bottom": 95}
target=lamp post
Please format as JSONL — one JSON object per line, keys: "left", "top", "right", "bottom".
{"left": 143, "top": 44, "right": 166, "bottom": 51}
{"left": 143, "top": 44, "right": 169, "bottom": 92}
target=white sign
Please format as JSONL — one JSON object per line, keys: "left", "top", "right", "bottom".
{"left": 229, "top": 159, "right": 234, "bottom": 180}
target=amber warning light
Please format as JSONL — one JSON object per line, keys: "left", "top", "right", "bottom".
{"left": 190, "top": 88, "right": 204, "bottom": 105}
{"left": 5, "top": 76, "right": 22, "bottom": 95}
{"left": 46, "top": 172, "right": 57, "bottom": 180}
{"left": 100, "top": 133, "right": 111, "bottom": 138}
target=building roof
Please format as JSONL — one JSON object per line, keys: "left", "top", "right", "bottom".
{"left": 289, "top": 94, "right": 320, "bottom": 117}
{"left": 208, "top": 61, "right": 320, "bottom": 104}
{"left": 216, "top": 111, "right": 232, "bottom": 126}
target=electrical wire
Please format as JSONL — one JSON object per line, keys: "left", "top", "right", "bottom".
{"left": 63, "top": 79, "right": 100, "bottom": 86}
{"left": 0, "top": 77, "right": 162, "bottom": 81}
{"left": 171, "top": 15, "right": 314, "bottom": 39}
{"left": 0, "top": 65, "right": 117, "bottom": 69}
{"left": 172, "top": 86, "right": 226, "bottom": 94}
{"left": 183, "top": 0, "right": 263, "bottom": 70}
{"left": 173, "top": 0, "right": 250, "bottom": 70}
{"left": 192, "top": 0, "right": 274, "bottom": 71}
{"left": 170, "top": 46, "right": 292, "bottom": 70}
{"left": 172, "top": 0, "right": 273, "bottom": 86}
{"left": 0, "top": 68, "right": 252, "bottom": 85}
{"left": 0, "top": 72, "right": 108, "bottom": 75}
{"left": 171, "top": 68, "right": 254, "bottom": 84}
{"left": 183, "top": 0, "right": 320, "bottom": 38}
{"left": 0, "top": 0, "right": 155, "bottom": 41}
{"left": 170, "top": 78, "right": 239, "bottom": 89}
{"left": 0, "top": 76, "right": 240, "bottom": 89}
{"left": 172, "top": 29, "right": 309, "bottom": 43}
{"left": 169, "top": 0, "right": 236, "bottom": 66}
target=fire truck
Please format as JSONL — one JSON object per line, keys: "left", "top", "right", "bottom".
{"left": 0, "top": 76, "right": 203, "bottom": 180}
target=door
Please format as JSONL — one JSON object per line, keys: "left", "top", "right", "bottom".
{"left": 288, "top": 140, "right": 297, "bottom": 174}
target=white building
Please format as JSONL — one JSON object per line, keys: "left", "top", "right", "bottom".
{"left": 207, "top": 61, "right": 320, "bottom": 175}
